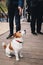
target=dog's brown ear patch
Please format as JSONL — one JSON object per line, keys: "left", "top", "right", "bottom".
{"left": 9, "top": 43, "right": 14, "bottom": 51}
{"left": 13, "top": 33, "right": 16, "bottom": 37}
{"left": 13, "top": 32, "right": 22, "bottom": 38}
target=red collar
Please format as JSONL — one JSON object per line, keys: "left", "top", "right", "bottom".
{"left": 16, "top": 40, "right": 22, "bottom": 43}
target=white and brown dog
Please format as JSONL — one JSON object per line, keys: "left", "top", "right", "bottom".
{"left": 2, "top": 30, "right": 26, "bottom": 61}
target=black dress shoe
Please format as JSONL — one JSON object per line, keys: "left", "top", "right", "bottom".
{"left": 37, "top": 32, "right": 43, "bottom": 35}
{"left": 32, "top": 32, "right": 37, "bottom": 35}
{"left": 6, "top": 34, "right": 13, "bottom": 39}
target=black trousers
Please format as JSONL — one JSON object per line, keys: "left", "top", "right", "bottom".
{"left": 8, "top": 5, "right": 21, "bottom": 34}
{"left": 30, "top": 6, "right": 42, "bottom": 33}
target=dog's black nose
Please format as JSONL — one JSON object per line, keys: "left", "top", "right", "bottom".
{"left": 24, "top": 30, "right": 26, "bottom": 34}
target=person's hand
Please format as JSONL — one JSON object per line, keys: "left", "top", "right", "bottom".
{"left": 18, "top": 6, "right": 22, "bottom": 15}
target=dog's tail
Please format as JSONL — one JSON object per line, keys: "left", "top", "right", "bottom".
{"left": 2, "top": 42, "right": 7, "bottom": 49}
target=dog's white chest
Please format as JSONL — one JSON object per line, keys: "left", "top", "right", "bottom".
{"left": 11, "top": 38, "right": 23, "bottom": 50}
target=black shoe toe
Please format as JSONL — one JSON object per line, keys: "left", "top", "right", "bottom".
{"left": 6, "top": 34, "right": 13, "bottom": 39}
{"left": 32, "top": 32, "right": 37, "bottom": 35}
{"left": 37, "top": 32, "right": 43, "bottom": 35}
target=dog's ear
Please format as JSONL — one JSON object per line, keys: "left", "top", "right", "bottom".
{"left": 13, "top": 32, "right": 22, "bottom": 38}
{"left": 13, "top": 32, "right": 18, "bottom": 38}
{"left": 13, "top": 33, "right": 18, "bottom": 38}
{"left": 13, "top": 33, "right": 16, "bottom": 37}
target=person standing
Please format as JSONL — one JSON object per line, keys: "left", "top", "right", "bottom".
{"left": 38, "top": 0, "right": 43, "bottom": 24}
{"left": 6, "top": 0, "right": 24, "bottom": 39}
{"left": 26, "top": 0, "right": 31, "bottom": 22}
{"left": 28, "top": 0, "right": 43, "bottom": 35}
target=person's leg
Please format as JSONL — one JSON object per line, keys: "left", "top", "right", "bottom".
{"left": 7, "top": 6, "right": 15, "bottom": 39}
{"left": 37, "top": 16, "right": 41, "bottom": 32}
{"left": 15, "top": 7, "right": 21, "bottom": 32}
{"left": 27, "top": 13, "right": 31, "bottom": 22}
{"left": 37, "top": 16, "right": 43, "bottom": 34}
{"left": 30, "top": 15, "right": 36, "bottom": 34}
{"left": 30, "top": 7, "right": 37, "bottom": 35}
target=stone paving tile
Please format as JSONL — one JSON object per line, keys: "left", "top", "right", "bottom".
{"left": 0, "top": 22, "right": 16, "bottom": 35}
{"left": 0, "top": 22, "right": 9, "bottom": 35}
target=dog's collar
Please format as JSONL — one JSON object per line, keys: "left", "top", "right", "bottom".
{"left": 16, "top": 40, "right": 23, "bottom": 43}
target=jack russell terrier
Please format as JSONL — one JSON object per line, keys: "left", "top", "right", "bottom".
{"left": 2, "top": 30, "right": 26, "bottom": 61}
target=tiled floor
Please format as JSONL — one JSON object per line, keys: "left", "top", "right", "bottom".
{"left": 0, "top": 22, "right": 43, "bottom": 65}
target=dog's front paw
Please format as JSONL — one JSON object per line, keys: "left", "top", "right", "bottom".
{"left": 16, "top": 58, "right": 19, "bottom": 61}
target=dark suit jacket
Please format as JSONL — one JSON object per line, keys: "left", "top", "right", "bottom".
{"left": 6, "top": 0, "right": 24, "bottom": 8}
{"left": 27, "top": 0, "right": 38, "bottom": 7}
{"left": 18, "top": 0, "right": 24, "bottom": 8}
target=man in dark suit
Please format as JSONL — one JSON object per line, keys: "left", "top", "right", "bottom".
{"left": 28, "top": 0, "right": 43, "bottom": 35}
{"left": 6, "top": 0, "right": 24, "bottom": 39}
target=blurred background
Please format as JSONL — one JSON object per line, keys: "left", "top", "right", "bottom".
{"left": 0, "top": 0, "right": 8, "bottom": 22}
{"left": 0, "top": 0, "right": 29, "bottom": 22}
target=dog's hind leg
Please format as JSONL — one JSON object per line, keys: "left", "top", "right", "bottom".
{"left": 6, "top": 49, "right": 12, "bottom": 58}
